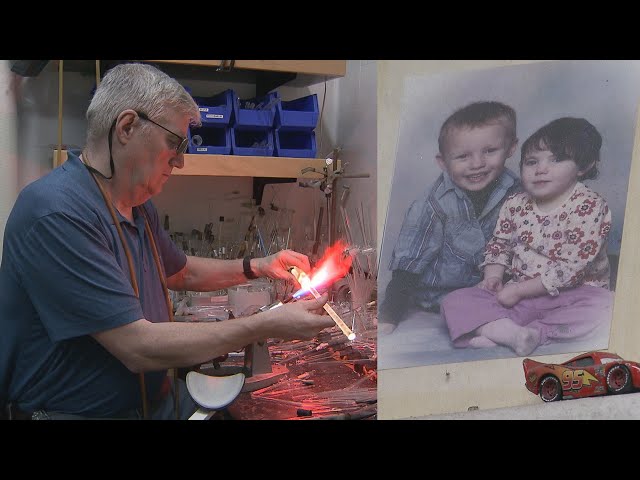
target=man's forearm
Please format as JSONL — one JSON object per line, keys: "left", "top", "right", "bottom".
{"left": 141, "top": 315, "right": 272, "bottom": 370}
{"left": 167, "top": 256, "right": 256, "bottom": 292}
{"left": 96, "top": 312, "right": 273, "bottom": 373}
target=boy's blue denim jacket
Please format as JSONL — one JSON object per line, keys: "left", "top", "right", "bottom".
{"left": 389, "top": 168, "right": 521, "bottom": 310}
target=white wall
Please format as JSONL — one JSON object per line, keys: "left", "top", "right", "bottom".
{"left": 0, "top": 61, "right": 18, "bottom": 259}
{"left": 335, "top": 61, "right": 377, "bottom": 251}
{"left": 16, "top": 65, "right": 93, "bottom": 188}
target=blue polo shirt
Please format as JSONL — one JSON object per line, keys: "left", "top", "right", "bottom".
{"left": 0, "top": 150, "right": 187, "bottom": 417}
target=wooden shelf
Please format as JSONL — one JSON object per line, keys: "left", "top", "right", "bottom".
{"left": 53, "top": 151, "right": 337, "bottom": 178}
{"left": 148, "top": 60, "right": 346, "bottom": 77}
{"left": 53, "top": 60, "right": 345, "bottom": 91}
{"left": 176, "top": 155, "right": 335, "bottom": 178}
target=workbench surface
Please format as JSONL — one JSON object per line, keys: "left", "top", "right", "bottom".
{"left": 224, "top": 333, "right": 377, "bottom": 420}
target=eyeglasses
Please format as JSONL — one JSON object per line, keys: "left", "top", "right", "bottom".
{"left": 136, "top": 111, "right": 189, "bottom": 155}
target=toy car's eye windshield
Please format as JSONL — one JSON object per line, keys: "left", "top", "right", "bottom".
{"left": 566, "top": 357, "right": 595, "bottom": 367}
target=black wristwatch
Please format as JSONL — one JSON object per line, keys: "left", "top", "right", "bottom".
{"left": 243, "top": 255, "right": 258, "bottom": 279}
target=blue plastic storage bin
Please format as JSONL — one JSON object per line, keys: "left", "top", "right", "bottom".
{"left": 188, "top": 125, "right": 231, "bottom": 155}
{"left": 275, "top": 94, "right": 319, "bottom": 131}
{"left": 231, "top": 128, "right": 274, "bottom": 156}
{"left": 192, "top": 89, "right": 234, "bottom": 125}
{"left": 233, "top": 92, "right": 279, "bottom": 129}
{"left": 274, "top": 129, "right": 317, "bottom": 158}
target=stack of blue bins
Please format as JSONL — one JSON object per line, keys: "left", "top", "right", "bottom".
{"left": 274, "top": 93, "right": 319, "bottom": 158}
{"left": 230, "top": 91, "right": 278, "bottom": 156}
{"left": 187, "top": 89, "right": 319, "bottom": 158}
{"left": 188, "top": 89, "right": 234, "bottom": 154}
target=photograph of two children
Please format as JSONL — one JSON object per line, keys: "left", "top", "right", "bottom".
{"left": 378, "top": 60, "right": 639, "bottom": 371}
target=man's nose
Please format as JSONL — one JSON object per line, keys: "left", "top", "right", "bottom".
{"left": 170, "top": 154, "right": 185, "bottom": 169}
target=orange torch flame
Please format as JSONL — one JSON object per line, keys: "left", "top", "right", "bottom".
{"left": 294, "top": 240, "right": 352, "bottom": 297}
{"left": 290, "top": 265, "right": 355, "bottom": 341}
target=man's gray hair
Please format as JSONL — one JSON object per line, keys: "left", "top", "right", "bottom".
{"left": 86, "top": 63, "right": 200, "bottom": 144}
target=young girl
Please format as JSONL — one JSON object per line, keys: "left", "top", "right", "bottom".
{"left": 440, "top": 117, "right": 613, "bottom": 357}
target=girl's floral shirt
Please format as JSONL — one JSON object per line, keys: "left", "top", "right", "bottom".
{"left": 481, "top": 182, "right": 612, "bottom": 295}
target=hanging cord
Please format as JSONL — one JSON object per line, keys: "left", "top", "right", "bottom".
{"left": 139, "top": 207, "right": 180, "bottom": 419}
{"left": 317, "top": 77, "right": 327, "bottom": 157}
{"left": 56, "top": 61, "right": 63, "bottom": 168}
{"left": 81, "top": 151, "right": 179, "bottom": 420}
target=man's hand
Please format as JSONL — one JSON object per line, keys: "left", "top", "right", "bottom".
{"left": 478, "top": 276, "right": 504, "bottom": 294}
{"left": 253, "top": 250, "right": 311, "bottom": 288}
{"left": 496, "top": 283, "right": 521, "bottom": 308}
{"left": 265, "top": 293, "right": 334, "bottom": 340}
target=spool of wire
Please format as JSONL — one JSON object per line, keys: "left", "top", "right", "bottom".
{"left": 191, "top": 134, "right": 203, "bottom": 147}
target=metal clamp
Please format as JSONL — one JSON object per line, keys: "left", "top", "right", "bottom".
{"left": 216, "top": 60, "right": 236, "bottom": 72}
{"left": 299, "top": 159, "right": 370, "bottom": 196}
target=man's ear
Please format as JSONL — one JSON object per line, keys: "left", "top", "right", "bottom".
{"left": 114, "top": 110, "right": 138, "bottom": 145}
{"left": 436, "top": 153, "right": 447, "bottom": 172}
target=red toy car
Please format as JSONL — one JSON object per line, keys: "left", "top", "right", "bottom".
{"left": 523, "top": 351, "right": 640, "bottom": 402}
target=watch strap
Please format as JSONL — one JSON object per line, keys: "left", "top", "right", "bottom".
{"left": 243, "top": 255, "right": 258, "bottom": 279}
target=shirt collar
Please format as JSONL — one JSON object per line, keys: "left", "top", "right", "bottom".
{"left": 66, "top": 149, "right": 139, "bottom": 228}
{"left": 63, "top": 149, "right": 83, "bottom": 171}
{"left": 438, "top": 172, "right": 465, "bottom": 200}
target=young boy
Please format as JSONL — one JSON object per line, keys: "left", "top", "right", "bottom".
{"left": 379, "top": 101, "right": 521, "bottom": 334}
